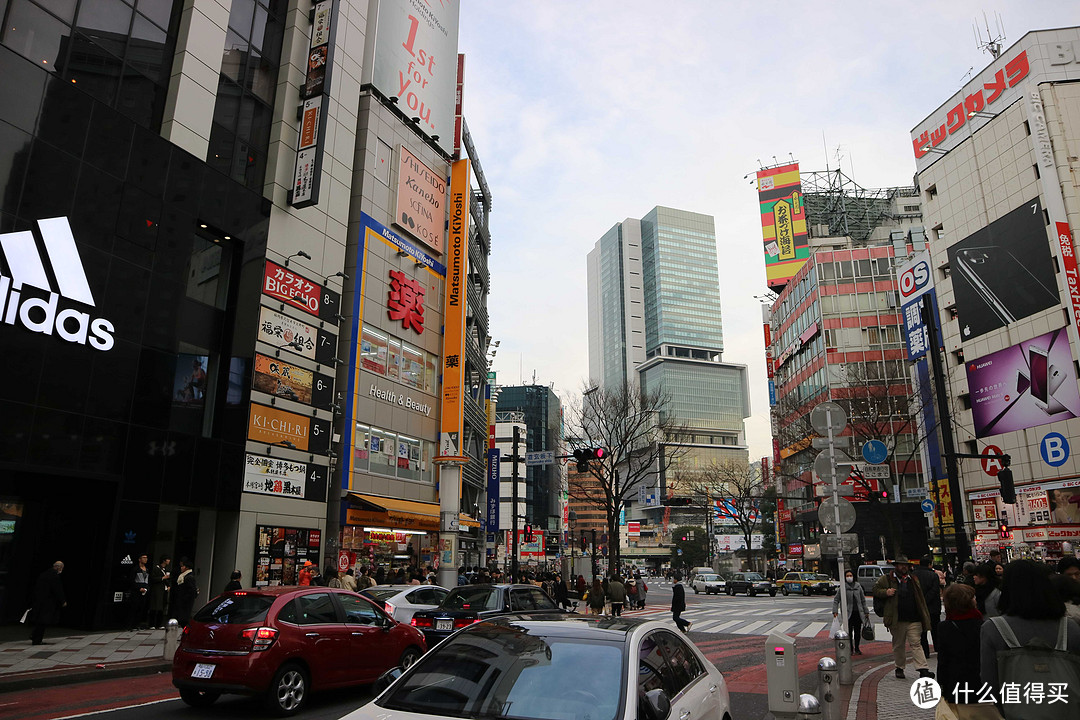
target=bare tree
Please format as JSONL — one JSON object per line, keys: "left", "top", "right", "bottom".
{"left": 565, "top": 380, "right": 687, "bottom": 574}
{"left": 680, "top": 460, "right": 766, "bottom": 571}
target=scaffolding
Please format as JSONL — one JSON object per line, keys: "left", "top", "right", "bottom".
{"left": 800, "top": 168, "right": 918, "bottom": 244}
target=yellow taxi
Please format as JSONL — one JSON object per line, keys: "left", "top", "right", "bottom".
{"left": 777, "top": 572, "right": 836, "bottom": 596}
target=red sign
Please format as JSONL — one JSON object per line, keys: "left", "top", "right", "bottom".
{"left": 387, "top": 270, "right": 425, "bottom": 333}
{"left": 263, "top": 260, "right": 322, "bottom": 317}
{"left": 1057, "top": 222, "right": 1080, "bottom": 332}
{"left": 788, "top": 543, "right": 803, "bottom": 556}
{"left": 981, "top": 445, "right": 1004, "bottom": 476}
{"left": 338, "top": 551, "right": 351, "bottom": 572}
{"left": 627, "top": 521, "right": 640, "bottom": 537}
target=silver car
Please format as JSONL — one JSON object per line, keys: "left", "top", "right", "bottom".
{"left": 691, "top": 573, "right": 726, "bottom": 595}
{"left": 361, "top": 584, "right": 450, "bottom": 623}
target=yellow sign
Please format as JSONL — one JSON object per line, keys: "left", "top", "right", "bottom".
{"left": 774, "top": 199, "right": 795, "bottom": 260}
{"left": 439, "top": 159, "right": 470, "bottom": 458}
{"left": 932, "top": 478, "right": 955, "bottom": 530}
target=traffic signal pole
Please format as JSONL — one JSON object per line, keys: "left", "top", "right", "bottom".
{"left": 511, "top": 425, "right": 521, "bottom": 580}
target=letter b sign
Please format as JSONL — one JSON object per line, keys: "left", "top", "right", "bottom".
{"left": 1041, "top": 432, "right": 1070, "bottom": 467}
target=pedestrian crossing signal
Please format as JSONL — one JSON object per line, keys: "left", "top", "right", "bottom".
{"left": 998, "top": 522, "right": 1010, "bottom": 540}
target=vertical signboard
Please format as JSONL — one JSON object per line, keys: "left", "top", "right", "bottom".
{"left": 453, "top": 54, "right": 465, "bottom": 158}
{"left": 487, "top": 447, "right": 500, "bottom": 532}
{"left": 438, "top": 159, "right": 470, "bottom": 457}
{"left": 394, "top": 147, "right": 446, "bottom": 253}
{"left": 290, "top": 0, "right": 338, "bottom": 207}
{"left": 757, "top": 162, "right": 809, "bottom": 290}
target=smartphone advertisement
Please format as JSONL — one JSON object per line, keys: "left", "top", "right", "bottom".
{"left": 947, "top": 197, "right": 1059, "bottom": 340}
{"left": 966, "top": 327, "right": 1080, "bottom": 437}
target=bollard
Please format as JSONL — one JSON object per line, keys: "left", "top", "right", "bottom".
{"left": 834, "top": 629, "right": 853, "bottom": 685}
{"left": 817, "top": 657, "right": 840, "bottom": 720}
{"left": 796, "top": 693, "right": 821, "bottom": 719}
{"left": 164, "top": 619, "right": 180, "bottom": 659}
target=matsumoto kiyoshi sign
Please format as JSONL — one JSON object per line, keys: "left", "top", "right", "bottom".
{"left": 0, "top": 217, "right": 115, "bottom": 351}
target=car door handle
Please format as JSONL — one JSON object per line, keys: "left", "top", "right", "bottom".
{"left": 305, "top": 632, "right": 320, "bottom": 638}
{"left": 351, "top": 632, "right": 366, "bottom": 636}
{"left": 709, "top": 685, "right": 717, "bottom": 693}
{"left": 679, "top": 711, "right": 691, "bottom": 720}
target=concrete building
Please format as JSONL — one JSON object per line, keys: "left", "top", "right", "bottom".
{"left": 911, "top": 27, "right": 1080, "bottom": 563}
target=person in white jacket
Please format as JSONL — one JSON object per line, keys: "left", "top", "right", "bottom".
{"left": 833, "top": 569, "right": 871, "bottom": 654}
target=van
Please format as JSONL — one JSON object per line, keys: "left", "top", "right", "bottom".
{"left": 857, "top": 564, "right": 894, "bottom": 595}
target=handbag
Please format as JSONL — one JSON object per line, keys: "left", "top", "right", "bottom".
{"left": 935, "top": 700, "right": 960, "bottom": 720}
{"left": 861, "top": 621, "right": 875, "bottom": 641}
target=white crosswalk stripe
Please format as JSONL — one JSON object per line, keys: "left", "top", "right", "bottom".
{"left": 798, "top": 621, "right": 827, "bottom": 638}
{"left": 622, "top": 594, "right": 839, "bottom": 637}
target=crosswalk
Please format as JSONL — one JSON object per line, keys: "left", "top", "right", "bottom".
{"left": 619, "top": 595, "right": 840, "bottom": 638}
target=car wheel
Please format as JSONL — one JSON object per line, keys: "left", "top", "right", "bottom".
{"left": 399, "top": 646, "right": 422, "bottom": 671}
{"left": 803, "top": 586, "right": 811, "bottom": 597}
{"left": 179, "top": 688, "right": 220, "bottom": 708}
{"left": 694, "top": 586, "right": 699, "bottom": 594}
{"left": 265, "top": 663, "right": 309, "bottom": 716}
{"left": 781, "top": 585, "right": 789, "bottom": 596}
{"left": 769, "top": 589, "right": 777, "bottom": 597}
{"left": 748, "top": 588, "right": 755, "bottom": 597}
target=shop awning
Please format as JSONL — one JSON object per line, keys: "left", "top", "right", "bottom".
{"left": 346, "top": 493, "right": 441, "bottom": 532}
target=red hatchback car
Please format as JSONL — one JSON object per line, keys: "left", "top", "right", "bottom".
{"left": 172, "top": 587, "right": 426, "bottom": 715}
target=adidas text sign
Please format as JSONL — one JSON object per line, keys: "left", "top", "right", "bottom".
{"left": 0, "top": 217, "right": 114, "bottom": 351}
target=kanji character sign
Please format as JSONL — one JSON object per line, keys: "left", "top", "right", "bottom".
{"left": 388, "top": 270, "right": 425, "bottom": 334}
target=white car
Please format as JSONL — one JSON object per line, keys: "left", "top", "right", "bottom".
{"left": 360, "top": 584, "right": 449, "bottom": 623}
{"left": 342, "top": 615, "right": 732, "bottom": 720}
{"left": 691, "top": 573, "right": 726, "bottom": 595}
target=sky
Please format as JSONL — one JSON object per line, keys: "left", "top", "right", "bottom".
{"left": 455, "top": 2, "right": 1080, "bottom": 462}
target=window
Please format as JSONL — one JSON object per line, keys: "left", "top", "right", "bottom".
{"left": 276, "top": 599, "right": 298, "bottom": 624}
{"left": 339, "top": 594, "right": 382, "bottom": 625}
{"left": 194, "top": 594, "right": 273, "bottom": 624}
{"left": 655, "top": 631, "right": 704, "bottom": 695}
{"left": 296, "top": 593, "right": 338, "bottom": 624}
{"left": 387, "top": 336, "right": 401, "bottom": 381}
{"left": 361, "top": 328, "right": 389, "bottom": 374}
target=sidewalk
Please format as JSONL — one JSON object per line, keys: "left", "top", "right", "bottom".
{"left": 0, "top": 627, "right": 170, "bottom": 692}
{"left": 847, "top": 653, "right": 938, "bottom": 720}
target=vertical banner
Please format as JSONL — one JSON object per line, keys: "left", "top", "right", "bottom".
{"left": 487, "top": 448, "right": 500, "bottom": 532}
{"left": 290, "top": 0, "right": 338, "bottom": 207}
{"left": 757, "top": 162, "right": 809, "bottom": 290}
{"left": 453, "top": 54, "right": 465, "bottom": 158}
{"left": 439, "top": 159, "right": 470, "bottom": 457}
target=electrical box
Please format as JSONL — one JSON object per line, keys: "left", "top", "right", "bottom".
{"left": 766, "top": 632, "right": 800, "bottom": 718}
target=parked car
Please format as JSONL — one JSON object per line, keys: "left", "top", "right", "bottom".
{"left": 726, "top": 572, "right": 776, "bottom": 597}
{"left": 171, "top": 587, "right": 426, "bottom": 715}
{"left": 410, "top": 584, "right": 564, "bottom": 647}
{"left": 777, "top": 572, "right": 834, "bottom": 596}
{"left": 690, "top": 573, "right": 726, "bottom": 595}
{"left": 857, "top": 564, "right": 894, "bottom": 595}
{"left": 342, "top": 614, "right": 732, "bottom": 720}
{"left": 361, "top": 584, "right": 449, "bottom": 623}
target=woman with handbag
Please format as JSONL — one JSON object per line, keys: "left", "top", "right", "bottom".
{"left": 833, "top": 569, "right": 870, "bottom": 654}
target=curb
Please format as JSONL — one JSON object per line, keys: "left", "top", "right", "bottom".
{"left": 0, "top": 658, "right": 171, "bottom": 694}
{"left": 846, "top": 661, "right": 894, "bottom": 720}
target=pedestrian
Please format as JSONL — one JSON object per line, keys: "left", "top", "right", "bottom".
{"left": 833, "top": 568, "right": 869, "bottom": 655}
{"left": 148, "top": 555, "right": 171, "bottom": 628}
{"left": 359, "top": 567, "right": 377, "bottom": 589}
{"left": 980, "top": 559, "right": 1080, "bottom": 712}
{"left": 1051, "top": 573, "right": 1080, "bottom": 623}
{"left": 576, "top": 574, "right": 587, "bottom": 597}
{"left": 973, "top": 563, "right": 1001, "bottom": 617}
{"left": 1058, "top": 556, "right": 1080, "bottom": 581}
{"left": 988, "top": 549, "right": 1002, "bottom": 566}
{"left": 608, "top": 575, "right": 626, "bottom": 617}
{"left": 310, "top": 565, "right": 326, "bottom": 586}
{"left": 936, "top": 583, "right": 1002, "bottom": 720}
{"left": 627, "top": 578, "right": 639, "bottom": 610}
{"left": 553, "top": 574, "right": 570, "bottom": 610}
{"left": 29, "top": 561, "right": 66, "bottom": 645}
{"left": 129, "top": 553, "right": 151, "bottom": 629}
{"left": 872, "top": 554, "right": 933, "bottom": 679}
{"left": 171, "top": 557, "right": 199, "bottom": 627}
{"left": 587, "top": 578, "right": 605, "bottom": 616}
{"left": 341, "top": 568, "right": 358, "bottom": 592}
{"left": 224, "top": 570, "right": 242, "bottom": 592}
{"left": 298, "top": 561, "right": 314, "bottom": 586}
{"left": 914, "top": 554, "right": 943, "bottom": 656}
{"left": 375, "top": 566, "right": 386, "bottom": 585}
{"left": 639, "top": 577, "right": 648, "bottom": 608}
{"left": 960, "top": 561, "right": 977, "bottom": 586}
{"left": 671, "top": 571, "right": 690, "bottom": 632}
{"left": 325, "top": 567, "right": 341, "bottom": 588}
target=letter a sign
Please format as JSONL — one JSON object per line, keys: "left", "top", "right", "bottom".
{"left": 981, "top": 445, "right": 1003, "bottom": 477}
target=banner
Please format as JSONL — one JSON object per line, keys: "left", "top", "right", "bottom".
{"left": 253, "top": 353, "right": 333, "bottom": 407}
{"left": 966, "top": 327, "right": 1080, "bottom": 437}
{"left": 486, "top": 448, "right": 500, "bottom": 532}
{"left": 439, "top": 159, "right": 469, "bottom": 457}
{"left": 243, "top": 453, "right": 328, "bottom": 502}
{"left": 757, "top": 163, "right": 809, "bottom": 290}
{"left": 394, "top": 146, "right": 446, "bottom": 253}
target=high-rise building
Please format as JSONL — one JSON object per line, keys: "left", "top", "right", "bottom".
{"left": 586, "top": 206, "right": 750, "bottom": 568}
{"left": 495, "top": 385, "right": 564, "bottom": 532}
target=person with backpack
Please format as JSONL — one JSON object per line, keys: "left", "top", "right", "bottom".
{"left": 936, "top": 583, "right": 1001, "bottom": 720}
{"left": 873, "top": 554, "right": 933, "bottom": 679}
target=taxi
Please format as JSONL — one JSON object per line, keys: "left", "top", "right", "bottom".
{"left": 777, "top": 571, "right": 835, "bottom": 596}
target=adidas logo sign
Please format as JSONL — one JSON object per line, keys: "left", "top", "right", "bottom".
{"left": 0, "top": 217, "right": 114, "bottom": 351}
{"left": 120, "top": 554, "right": 133, "bottom": 565}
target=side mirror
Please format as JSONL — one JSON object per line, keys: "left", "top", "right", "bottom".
{"left": 373, "top": 666, "right": 403, "bottom": 695}
{"left": 644, "top": 689, "right": 671, "bottom": 720}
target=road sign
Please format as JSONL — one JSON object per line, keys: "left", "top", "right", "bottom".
{"left": 525, "top": 451, "right": 555, "bottom": 466}
{"left": 981, "top": 445, "right": 1004, "bottom": 476}
{"left": 812, "top": 437, "right": 849, "bottom": 449}
{"left": 905, "top": 487, "right": 928, "bottom": 499}
{"left": 810, "top": 402, "right": 847, "bottom": 436}
{"left": 818, "top": 497, "right": 856, "bottom": 533}
{"left": 858, "top": 463, "right": 890, "bottom": 480}
{"left": 920, "top": 499, "right": 935, "bottom": 514}
{"left": 820, "top": 533, "right": 859, "bottom": 554}
{"left": 814, "top": 449, "right": 852, "bottom": 483}
{"left": 862, "top": 440, "right": 888, "bottom": 465}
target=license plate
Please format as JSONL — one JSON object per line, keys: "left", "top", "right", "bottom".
{"left": 191, "top": 663, "right": 215, "bottom": 679}
{"left": 436, "top": 619, "right": 453, "bottom": 631}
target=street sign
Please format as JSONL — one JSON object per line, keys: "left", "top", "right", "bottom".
{"left": 838, "top": 484, "right": 857, "bottom": 497}
{"left": 525, "top": 451, "right": 555, "bottom": 466}
{"left": 905, "top": 487, "right": 928, "bottom": 499}
{"left": 921, "top": 499, "right": 936, "bottom": 514}
{"left": 810, "top": 402, "right": 847, "bottom": 436}
{"left": 862, "top": 440, "right": 888, "bottom": 465}
{"left": 854, "top": 463, "right": 890, "bottom": 480}
{"left": 820, "top": 533, "right": 859, "bottom": 554}
{"left": 812, "top": 437, "right": 849, "bottom": 449}
{"left": 818, "top": 497, "right": 856, "bottom": 533}
{"left": 814, "top": 449, "right": 852, "bottom": 483}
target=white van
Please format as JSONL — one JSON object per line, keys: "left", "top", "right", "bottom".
{"left": 857, "top": 564, "right": 894, "bottom": 595}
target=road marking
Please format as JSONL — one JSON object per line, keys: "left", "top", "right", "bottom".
{"left": 692, "top": 620, "right": 726, "bottom": 633}
{"left": 735, "top": 620, "right": 769, "bottom": 635}
{"left": 770, "top": 621, "right": 797, "bottom": 635}
{"left": 53, "top": 698, "right": 178, "bottom": 720}
{"left": 798, "top": 621, "right": 826, "bottom": 637}
{"left": 708, "top": 620, "right": 745, "bottom": 633}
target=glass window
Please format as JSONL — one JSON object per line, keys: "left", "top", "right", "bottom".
{"left": 353, "top": 424, "right": 369, "bottom": 471}
{"left": 442, "top": 586, "right": 502, "bottom": 611}
{"left": 338, "top": 593, "right": 382, "bottom": 625}
{"left": 185, "top": 234, "right": 231, "bottom": 309}
{"left": 3, "top": 1, "right": 67, "bottom": 69}
{"left": 401, "top": 342, "right": 424, "bottom": 390}
{"left": 397, "top": 435, "right": 420, "bottom": 481}
{"left": 296, "top": 593, "right": 338, "bottom": 624}
{"left": 370, "top": 428, "right": 397, "bottom": 474}
{"left": 193, "top": 594, "right": 273, "bottom": 623}
{"left": 361, "top": 328, "right": 388, "bottom": 375}
{"left": 425, "top": 352, "right": 437, "bottom": 394}
{"left": 387, "top": 336, "right": 401, "bottom": 381}
{"left": 276, "top": 599, "right": 298, "bottom": 624}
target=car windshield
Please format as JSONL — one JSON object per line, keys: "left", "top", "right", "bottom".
{"left": 745, "top": 573, "right": 764, "bottom": 581}
{"left": 363, "top": 588, "right": 401, "bottom": 601}
{"left": 380, "top": 625, "right": 625, "bottom": 720}
{"left": 193, "top": 594, "right": 274, "bottom": 624}
{"left": 700, "top": 575, "right": 719, "bottom": 581}
{"left": 441, "top": 586, "right": 502, "bottom": 611}
{"left": 815, "top": 575, "right": 832, "bottom": 581}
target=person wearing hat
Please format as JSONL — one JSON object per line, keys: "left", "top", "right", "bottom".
{"left": 298, "top": 561, "right": 314, "bottom": 586}
{"left": 873, "top": 554, "right": 934, "bottom": 679}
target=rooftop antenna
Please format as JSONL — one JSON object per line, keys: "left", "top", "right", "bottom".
{"left": 974, "top": 12, "right": 1005, "bottom": 59}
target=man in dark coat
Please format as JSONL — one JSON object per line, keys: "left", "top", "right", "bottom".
{"left": 148, "top": 556, "right": 171, "bottom": 629}
{"left": 30, "top": 561, "right": 66, "bottom": 645}
{"left": 671, "top": 572, "right": 690, "bottom": 632}
{"left": 171, "top": 557, "right": 199, "bottom": 627}
{"left": 914, "top": 554, "right": 942, "bottom": 657}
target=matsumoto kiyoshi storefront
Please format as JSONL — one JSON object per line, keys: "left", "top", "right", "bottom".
{"left": 969, "top": 478, "right": 1080, "bottom": 560}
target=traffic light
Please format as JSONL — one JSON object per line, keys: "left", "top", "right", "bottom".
{"left": 573, "top": 447, "right": 606, "bottom": 472}
{"left": 523, "top": 524, "right": 533, "bottom": 542}
{"left": 580, "top": 532, "right": 588, "bottom": 552}
{"left": 998, "top": 522, "right": 1011, "bottom": 540}
{"left": 998, "top": 466, "right": 1016, "bottom": 505}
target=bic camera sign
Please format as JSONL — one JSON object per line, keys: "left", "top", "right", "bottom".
{"left": 0, "top": 217, "right": 115, "bottom": 351}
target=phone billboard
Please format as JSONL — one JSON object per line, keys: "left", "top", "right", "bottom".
{"left": 947, "top": 196, "right": 1059, "bottom": 340}
{"left": 965, "top": 327, "right": 1080, "bottom": 437}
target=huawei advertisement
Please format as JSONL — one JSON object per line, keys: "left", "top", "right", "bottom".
{"left": 966, "top": 328, "right": 1080, "bottom": 438}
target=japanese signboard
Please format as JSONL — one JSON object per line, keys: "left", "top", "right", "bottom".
{"left": 439, "top": 159, "right": 469, "bottom": 457}
{"left": 257, "top": 305, "right": 338, "bottom": 365}
{"left": 247, "top": 402, "right": 331, "bottom": 454}
{"left": 253, "top": 353, "right": 334, "bottom": 408}
{"left": 243, "top": 453, "right": 328, "bottom": 502}
{"left": 394, "top": 146, "right": 446, "bottom": 253}
{"left": 487, "top": 448, "right": 500, "bottom": 532}
{"left": 262, "top": 260, "right": 340, "bottom": 321}
{"left": 757, "top": 162, "right": 809, "bottom": 290}
{"left": 965, "top": 328, "right": 1080, "bottom": 438}
{"left": 364, "top": 0, "right": 461, "bottom": 155}
{"left": 255, "top": 525, "right": 321, "bottom": 586}
{"left": 290, "top": 0, "right": 338, "bottom": 207}
{"left": 387, "top": 269, "right": 426, "bottom": 333}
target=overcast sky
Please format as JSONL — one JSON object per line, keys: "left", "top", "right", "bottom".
{"left": 456, "top": 2, "right": 1080, "bottom": 461}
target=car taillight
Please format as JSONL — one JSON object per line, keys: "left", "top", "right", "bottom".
{"left": 385, "top": 602, "right": 396, "bottom": 616}
{"left": 412, "top": 616, "right": 433, "bottom": 628}
{"left": 453, "top": 617, "right": 478, "bottom": 629}
{"left": 240, "top": 626, "right": 279, "bottom": 651}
